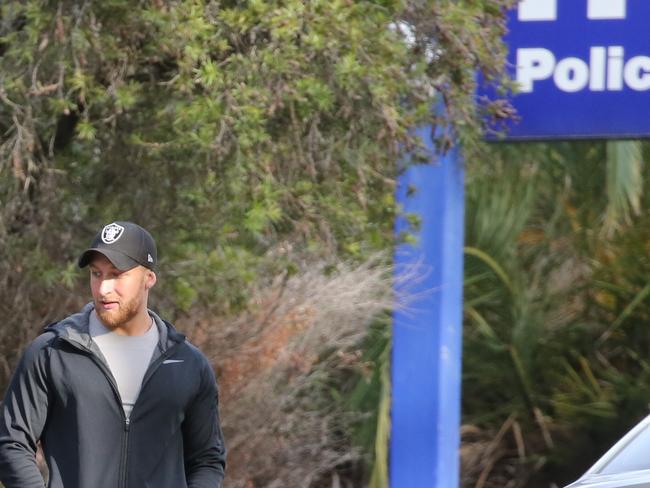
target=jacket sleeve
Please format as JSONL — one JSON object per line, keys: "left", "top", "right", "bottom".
{"left": 0, "top": 335, "right": 52, "bottom": 488}
{"left": 183, "top": 356, "right": 226, "bottom": 488}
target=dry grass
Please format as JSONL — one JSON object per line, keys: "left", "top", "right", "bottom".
{"left": 180, "top": 256, "right": 397, "bottom": 488}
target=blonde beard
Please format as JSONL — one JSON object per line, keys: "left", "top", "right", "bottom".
{"left": 95, "top": 294, "right": 143, "bottom": 329}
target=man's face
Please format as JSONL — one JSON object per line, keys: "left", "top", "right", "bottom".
{"left": 88, "top": 253, "right": 155, "bottom": 329}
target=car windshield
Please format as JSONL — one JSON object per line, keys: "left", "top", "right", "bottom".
{"left": 599, "top": 419, "right": 650, "bottom": 475}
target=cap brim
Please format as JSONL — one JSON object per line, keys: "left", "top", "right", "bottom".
{"left": 78, "top": 248, "right": 139, "bottom": 271}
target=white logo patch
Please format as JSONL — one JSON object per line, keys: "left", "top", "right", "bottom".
{"left": 162, "top": 359, "right": 184, "bottom": 365}
{"left": 147, "top": 253, "right": 154, "bottom": 263}
{"left": 101, "top": 223, "right": 125, "bottom": 244}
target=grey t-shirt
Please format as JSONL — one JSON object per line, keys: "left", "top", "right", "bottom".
{"left": 89, "top": 310, "right": 159, "bottom": 418}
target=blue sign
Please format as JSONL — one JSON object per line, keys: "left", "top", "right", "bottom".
{"left": 496, "top": 0, "right": 650, "bottom": 139}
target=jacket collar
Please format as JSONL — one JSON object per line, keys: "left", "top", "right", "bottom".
{"left": 46, "top": 302, "right": 185, "bottom": 355}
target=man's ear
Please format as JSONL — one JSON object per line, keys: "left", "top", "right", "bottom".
{"left": 145, "top": 270, "right": 157, "bottom": 290}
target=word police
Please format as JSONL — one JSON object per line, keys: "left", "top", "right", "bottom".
{"left": 517, "top": 46, "right": 650, "bottom": 93}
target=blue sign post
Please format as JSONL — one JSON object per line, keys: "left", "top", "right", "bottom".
{"left": 391, "top": 127, "right": 465, "bottom": 488}
{"left": 500, "top": 0, "right": 650, "bottom": 139}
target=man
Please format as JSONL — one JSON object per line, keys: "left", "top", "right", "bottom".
{"left": 0, "top": 221, "right": 226, "bottom": 488}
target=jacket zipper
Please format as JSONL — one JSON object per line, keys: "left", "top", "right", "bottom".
{"left": 120, "top": 417, "right": 130, "bottom": 488}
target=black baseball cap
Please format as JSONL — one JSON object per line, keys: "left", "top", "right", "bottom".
{"left": 78, "top": 221, "right": 157, "bottom": 271}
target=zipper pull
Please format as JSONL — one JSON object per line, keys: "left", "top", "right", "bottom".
{"left": 125, "top": 417, "right": 130, "bottom": 431}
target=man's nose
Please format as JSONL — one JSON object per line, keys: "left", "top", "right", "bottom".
{"left": 99, "top": 278, "right": 115, "bottom": 296}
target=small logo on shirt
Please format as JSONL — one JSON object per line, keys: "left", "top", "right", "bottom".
{"left": 162, "top": 359, "right": 184, "bottom": 365}
{"left": 101, "top": 223, "right": 125, "bottom": 244}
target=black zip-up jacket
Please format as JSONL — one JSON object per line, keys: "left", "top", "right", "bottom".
{"left": 0, "top": 304, "right": 226, "bottom": 488}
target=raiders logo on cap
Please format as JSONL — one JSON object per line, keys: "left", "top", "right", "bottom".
{"left": 101, "top": 223, "right": 125, "bottom": 244}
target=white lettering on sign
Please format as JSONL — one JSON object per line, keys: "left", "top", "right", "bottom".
{"left": 518, "top": 0, "right": 557, "bottom": 21}
{"left": 519, "top": 0, "right": 627, "bottom": 22}
{"left": 625, "top": 57, "right": 650, "bottom": 90}
{"left": 516, "top": 48, "right": 555, "bottom": 92}
{"left": 517, "top": 47, "right": 650, "bottom": 93}
{"left": 554, "top": 57, "right": 589, "bottom": 92}
{"left": 588, "top": 0, "right": 626, "bottom": 20}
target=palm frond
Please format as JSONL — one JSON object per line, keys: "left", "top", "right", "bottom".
{"left": 464, "top": 246, "right": 515, "bottom": 295}
{"left": 604, "top": 141, "right": 643, "bottom": 234}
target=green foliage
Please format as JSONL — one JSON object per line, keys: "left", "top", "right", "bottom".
{"left": 0, "top": 0, "right": 513, "bottom": 319}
